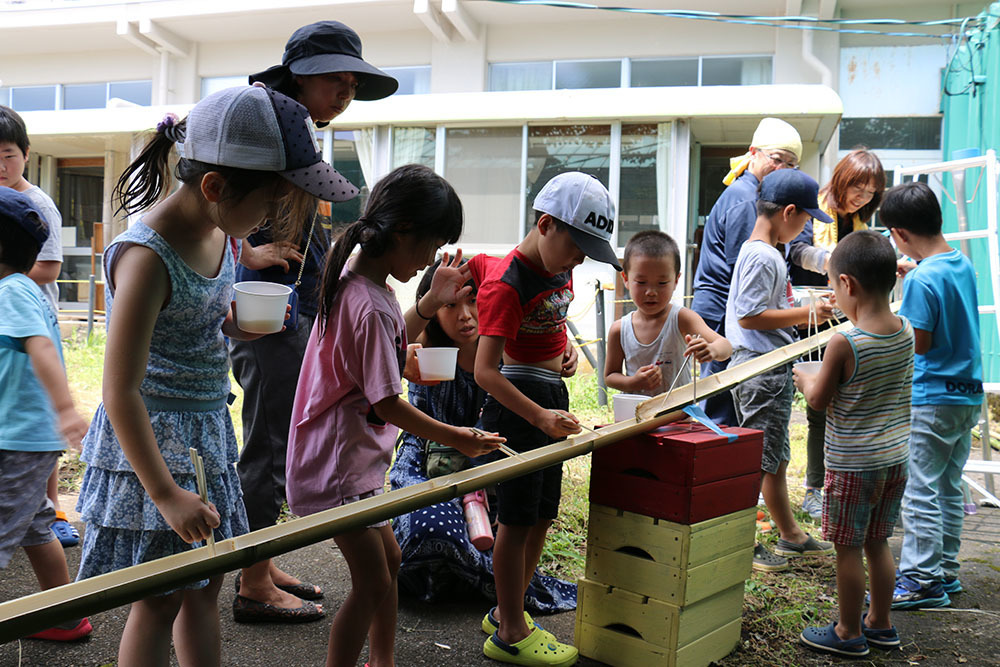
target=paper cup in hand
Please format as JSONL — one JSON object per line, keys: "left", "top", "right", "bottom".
{"left": 415, "top": 347, "right": 459, "bottom": 381}
{"left": 613, "top": 393, "right": 648, "bottom": 422}
{"left": 233, "top": 281, "right": 292, "bottom": 334}
{"left": 794, "top": 361, "right": 823, "bottom": 376}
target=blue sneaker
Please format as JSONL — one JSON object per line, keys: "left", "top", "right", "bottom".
{"left": 942, "top": 576, "right": 963, "bottom": 594}
{"left": 862, "top": 613, "right": 900, "bottom": 648}
{"left": 891, "top": 576, "right": 950, "bottom": 610}
{"left": 801, "top": 487, "right": 823, "bottom": 521}
{"left": 800, "top": 622, "right": 870, "bottom": 657}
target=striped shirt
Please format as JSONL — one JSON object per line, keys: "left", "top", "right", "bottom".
{"left": 825, "top": 318, "right": 914, "bottom": 472}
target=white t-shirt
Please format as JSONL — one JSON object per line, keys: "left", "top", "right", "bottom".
{"left": 21, "top": 185, "right": 63, "bottom": 312}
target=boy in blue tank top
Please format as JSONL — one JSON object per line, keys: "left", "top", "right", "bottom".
{"left": 882, "top": 182, "right": 984, "bottom": 609}
{"left": 795, "top": 231, "right": 914, "bottom": 658}
{"left": 605, "top": 230, "right": 730, "bottom": 398}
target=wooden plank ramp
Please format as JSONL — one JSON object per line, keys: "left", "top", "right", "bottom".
{"left": 0, "top": 319, "right": 852, "bottom": 642}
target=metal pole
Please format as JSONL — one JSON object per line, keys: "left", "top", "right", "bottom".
{"left": 87, "top": 274, "right": 96, "bottom": 341}
{"left": 566, "top": 319, "right": 598, "bottom": 371}
{"left": 594, "top": 279, "right": 607, "bottom": 407}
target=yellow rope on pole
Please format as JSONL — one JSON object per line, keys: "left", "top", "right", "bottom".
{"left": 572, "top": 338, "right": 602, "bottom": 348}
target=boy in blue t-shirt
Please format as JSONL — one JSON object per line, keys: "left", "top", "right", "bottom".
{"left": 0, "top": 188, "right": 91, "bottom": 640}
{"left": 882, "top": 182, "right": 984, "bottom": 609}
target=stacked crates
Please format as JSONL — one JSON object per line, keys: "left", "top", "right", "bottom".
{"left": 575, "top": 422, "right": 764, "bottom": 667}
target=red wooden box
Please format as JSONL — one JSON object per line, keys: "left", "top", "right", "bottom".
{"left": 590, "top": 422, "right": 764, "bottom": 524}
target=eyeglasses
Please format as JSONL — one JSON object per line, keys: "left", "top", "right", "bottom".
{"left": 767, "top": 153, "right": 799, "bottom": 170}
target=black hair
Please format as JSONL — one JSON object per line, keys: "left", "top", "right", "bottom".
{"left": 0, "top": 213, "right": 43, "bottom": 273}
{"left": 879, "top": 182, "right": 942, "bottom": 237}
{"left": 756, "top": 199, "right": 801, "bottom": 218}
{"left": 415, "top": 257, "right": 476, "bottom": 348}
{"left": 533, "top": 209, "right": 570, "bottom": 234}
{"left": 623, "top": 230, "right": 681, "bottom": 275}
{"left": 318, "top": 164, "right": 464, "bottom": 332}
{"left": 0, "top": 105, "right": 30, "bottom": 156}
{"left": 828, "top": 230, "right": 897, "bottom": 295}
{"left": 113, "top": 117, "right": 308, "bottom": 240}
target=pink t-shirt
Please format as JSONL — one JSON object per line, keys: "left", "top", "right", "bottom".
{"left": 286, "top": 269, "right": 406, "bottom": 516}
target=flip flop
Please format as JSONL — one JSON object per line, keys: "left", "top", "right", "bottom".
{"left": 234, "top": 571, "right": 324, "bottom": 600}
{"left": 51, "top": 512, "right": 80, "bottom": 548}
{"left": 232, "top": 594, "right": 324, "bottom": 624}
{"left": 484, "top": 626, "right": 578, "bottom": 666}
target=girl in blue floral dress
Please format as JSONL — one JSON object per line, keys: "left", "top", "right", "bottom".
{"left": 75, "top": 85, "right": 353, "bottom": 666}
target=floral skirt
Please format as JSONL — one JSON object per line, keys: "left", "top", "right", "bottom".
{"left": 76, "top": 402, "right": 248, "bottom": 591}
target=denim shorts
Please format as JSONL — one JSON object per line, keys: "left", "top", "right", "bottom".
{"left": 823, "top": 463, "right": 907, "bottom": 547}
{"left": 480, "top": 368, "right": 568, "bottom": 526}
{"left": 0, "top": 450, "right": 60, "bottom": 568}
{"left": 730, "top": 350, "right": 793, "bottom": 474}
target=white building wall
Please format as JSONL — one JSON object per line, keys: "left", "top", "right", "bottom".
{"left": 840, "top": 45, "right": 949, "bottom": 117}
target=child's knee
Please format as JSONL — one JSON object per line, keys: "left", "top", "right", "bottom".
{"left": 384, "top": 538, "right": 402, "bottom": 574}
{"left": 135, "top": 591, "right": 185, "bottom": 622}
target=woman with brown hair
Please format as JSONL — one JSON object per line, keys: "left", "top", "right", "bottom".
{"left": 787, "top": 148, "right": 887, "bottom": 522}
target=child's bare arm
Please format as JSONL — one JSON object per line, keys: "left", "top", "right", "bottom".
{"left": 373, "top": 395, "right": 502, "bottom": 457}
{"left": 793, "top": 333, "right": 852, "bottom": 411}
{"left": 739, "top": 301, "right": 834, "bottom": 331}
{"left": 604, "top": 321, "right": 662, "bottom": 392}
{"left": 23, "top": 335, "right": 88, "bottom": 448}
{"left": 102, "top": 245, "right": 219, "bottom": 543}
{"left": 913, "top": 328, "right": 932, "bottom": 355}
{"left": 677, "top": 308, "right": 731, "bottom": 362}
{"left": 475, "top": 335, "right": 582, "bottom": 439}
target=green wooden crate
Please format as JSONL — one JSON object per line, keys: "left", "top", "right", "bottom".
{"left": 576, "top": 578, "right": 744, "bottom": 650}
{"left": 585, "top": 541, "right": 753, "bottom": 605}
{"left": 587, "top": 504, "right": 756, "bottom": 569}
{"left": 575, "top": 612, "right": 742, "bottom": 667}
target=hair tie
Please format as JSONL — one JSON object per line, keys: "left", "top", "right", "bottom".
{"left": 156, "top": 113, "right": 183, "bottom": 143}
{"left": 359, "top": 227, "right": 376, "bottom": 244}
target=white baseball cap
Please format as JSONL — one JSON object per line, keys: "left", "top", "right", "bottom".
{"left": 533, "top": 172, "right": 621, "bottom": 270}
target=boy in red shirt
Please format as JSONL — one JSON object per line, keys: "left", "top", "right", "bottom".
{"left": 470, "top": 172, "right": 621, "bottom": 666}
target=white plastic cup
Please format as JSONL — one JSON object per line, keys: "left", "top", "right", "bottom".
{"left": 793, "top": 360, "right": 823, "bottom": 376}
{"left": 415, "top": 347, "right": 459, "bottom": 381}
{"left": 233, "top": 281, "right": 292, "bottom": 334}
{"left": 613, "top": 393, "right": 648, "bottom": 422}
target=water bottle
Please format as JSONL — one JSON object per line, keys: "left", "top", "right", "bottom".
{"left": 462, "top": 490, "right": 493, "bottom": 550}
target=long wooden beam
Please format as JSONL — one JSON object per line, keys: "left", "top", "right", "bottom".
{"left": 0, "top": 320, "right": 852, "bottom": 643}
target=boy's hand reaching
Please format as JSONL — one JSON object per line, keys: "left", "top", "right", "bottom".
{"left": 630, "top": 364, "right": 663, "bottom": 392}
{"left": 58, "top": 407, "right": 90, "bottom": 450}
{"left": 813, "top": 297, "right": 835, "bottom": 323}
{"left": 537, "top": 409, "right": 583, "bottom": 439}
{"left": 683, "top": 335, "right": 713, "bottom": 363}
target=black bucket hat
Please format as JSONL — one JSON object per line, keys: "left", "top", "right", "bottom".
{"left": 250, "top": 21, "right": 398, "bottom": 102}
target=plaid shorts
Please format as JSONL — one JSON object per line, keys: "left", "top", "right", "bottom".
{"left": 823, "top": 463, "right": 907, "bottom": 547}
{"left": 340, "top": 487, "right": 389, "bottom": 529}
{"left": 0, "top": 450, "right": 60, "bottom": 568}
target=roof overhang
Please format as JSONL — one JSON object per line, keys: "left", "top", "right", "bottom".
{"left": 21, "top": 84, "right": 843, "bottom": 157}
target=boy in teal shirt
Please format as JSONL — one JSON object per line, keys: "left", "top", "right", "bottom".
{"left": 0, "top": 188, "right": 91, "bottom": 640}
{"left": 882, "top": 182, "right": 983, "bottom": 609}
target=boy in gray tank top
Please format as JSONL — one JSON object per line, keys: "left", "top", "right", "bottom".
{"left": 605, "top": 231, "right": 731, "bottom": 398}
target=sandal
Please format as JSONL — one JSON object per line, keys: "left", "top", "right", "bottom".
{"left": 484, "top": 626, "right": 578, "bottom": 666}
{"left": 234, "top": 571, "right": 323, "bottom": 600}
{"left": 482, "top": 607, "right": 555, "bottom": 641}
{"left": 51, "top": 511, "right": 80, "bottom": 548}
{"left": 800, "top": 621, "right": 869, "bottom": 657}
{"left": 28, "top": 617, "right": 92, "bottom": 641}
{"left": 232, "top": 594, "right": 325, "bottom": 624}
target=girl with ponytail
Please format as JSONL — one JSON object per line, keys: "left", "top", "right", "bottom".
{"left": 75, "top": 85, "right": 351, "bottom": 666}
{"left": 286, "top": 163, "right": 504, "bottom": 667}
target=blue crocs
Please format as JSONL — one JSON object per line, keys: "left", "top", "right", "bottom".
{"left": 51, "top": 513, "right": 79, "bottom": 548}
{"left": 800, "top": 622, "right": 870, "bottom": 658}
{"left": 862, "top": 613, "right": 900, "bottom": 649}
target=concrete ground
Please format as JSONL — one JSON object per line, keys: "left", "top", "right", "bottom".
{"left": 1, "top": 493, "right": 998, "bottom": 666}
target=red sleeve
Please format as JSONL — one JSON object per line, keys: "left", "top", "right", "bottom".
{"left": 476, "top": 280, "right": 523, "bottom": 340}
{"left": 468, "top": 253, "right": 489, "bottom": 287}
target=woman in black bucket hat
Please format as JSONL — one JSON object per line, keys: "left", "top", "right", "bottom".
{"left": 230, "top": 21, "right": 397, "bottom": 624}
